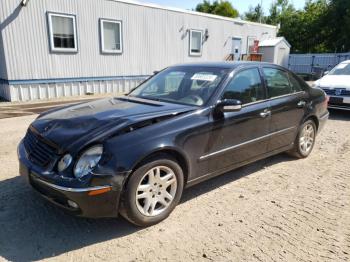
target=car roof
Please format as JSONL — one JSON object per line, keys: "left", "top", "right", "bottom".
{"left": 171, "top": 61, "right": 279, "bottom": 69}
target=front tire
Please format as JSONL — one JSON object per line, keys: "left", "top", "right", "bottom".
{"left": 121, "top": 156, "right": 184, "bottom": 226}
{"left": 288, "top": 120, "right": 317, "bottom": 158}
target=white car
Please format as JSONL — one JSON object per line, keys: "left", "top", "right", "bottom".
{"left": 314, "top": 60, "right": 350, "bottom": 110}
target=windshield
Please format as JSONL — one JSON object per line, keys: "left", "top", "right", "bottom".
{"left": 329, "top": 63, "right": 350, "bottom": 75}
{"left": 129, "top": 66, "right": 230, "bottom": 106}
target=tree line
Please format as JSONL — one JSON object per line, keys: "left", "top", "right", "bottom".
{"left": 195, "top": 0, "right": 350, "bottom": 53}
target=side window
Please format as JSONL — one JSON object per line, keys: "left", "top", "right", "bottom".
{"left": 288, "top": 73, "right": 303, "bottom": 92}
{"left": 263, "top": 68, "right": 293, "bottom": 98}
{"left": 222, "top": 68, "right": 264, "bottom": 104}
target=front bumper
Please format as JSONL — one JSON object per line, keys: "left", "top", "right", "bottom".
{"left": 18, "top": 141, "right": 122, "bottom": 218}
{"left": 328, "top": 95, "right": 350, "bottom": 110}
{"left": 322, "top": 89, "right": 350, "bottom": 110}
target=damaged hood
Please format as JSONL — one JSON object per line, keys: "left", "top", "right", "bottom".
{"left": 31, "top": 96, "right": 196, "bottom": 151}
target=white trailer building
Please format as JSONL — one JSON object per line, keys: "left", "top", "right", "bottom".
{"left": 0, "top": 0, "right": 278, "bottom": 101}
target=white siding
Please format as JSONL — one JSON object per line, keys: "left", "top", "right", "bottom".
{"left": 0, "top": 0, "right": 277, "bottom": 81}
{"left": 3, "top": 77, "right": 147, "bottom": 102}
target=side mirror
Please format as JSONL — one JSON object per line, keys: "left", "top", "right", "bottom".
{"left": 153, "top": 70, "right": 159, "bottom": 75}
{"left": 323, "top": 71, "right": 329, "bottom": 76}
{"left": 216, "top": 99, "right": 242, "bottom": 113}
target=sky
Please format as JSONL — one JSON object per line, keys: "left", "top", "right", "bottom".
{"left": 138, "top": 0, "right": 307, "bottom": 15}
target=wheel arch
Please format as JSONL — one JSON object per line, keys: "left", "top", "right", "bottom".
{"left": 123, "top": 147, "right": 190, "bottom": 190}
{"left": 303, "top": 115, "right": 319, "bottom": 131}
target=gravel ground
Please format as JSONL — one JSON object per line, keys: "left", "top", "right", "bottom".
{"left": 0, "top": 110, "right": 349, "bottom": 262}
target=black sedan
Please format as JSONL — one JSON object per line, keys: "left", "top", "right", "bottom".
{"left": 18, "top": 62, "right": 329, "bottom": 226}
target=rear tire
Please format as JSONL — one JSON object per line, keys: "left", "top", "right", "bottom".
{"left": 288, "top": 120, "right": 317, "bottom": 159}
{"left": 121, "top": 155, "right": 184, "bottom": 227}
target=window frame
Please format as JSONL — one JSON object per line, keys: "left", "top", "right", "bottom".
{"left": 47, "top": 12, "right": 78, "bottom": 53}
{"left": 99, "top": 18, "right": 123, "bottom": 54}
{"left": 189, "top": 29, "right": 203, "bottom": 57}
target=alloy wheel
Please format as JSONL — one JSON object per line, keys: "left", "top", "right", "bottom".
{"left": 135, "top": 166, "right": 177, "bottom": 217}
{"left": 299, "top": 123, "right": 315, "bottom": 155}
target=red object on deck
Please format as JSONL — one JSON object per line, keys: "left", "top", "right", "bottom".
{"left": 252, "top": 40, "right": 259, "bottom": 53}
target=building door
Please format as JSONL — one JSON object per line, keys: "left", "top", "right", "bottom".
{"left": 277, "top": 47, "right": 287, "bottom": 66}
{"left": 232, "top": 37, "right": 242, "bottom": 61}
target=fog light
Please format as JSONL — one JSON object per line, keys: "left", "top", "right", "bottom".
{"left": 67, "top": 200, "right": 79, "bottom": 209}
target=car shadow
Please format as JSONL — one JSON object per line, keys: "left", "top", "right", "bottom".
{"left": 0, "top": 153, "right": 295, "bottom": 261}
{"left": 181, "top": 153, "right": 294, "bottom": 203}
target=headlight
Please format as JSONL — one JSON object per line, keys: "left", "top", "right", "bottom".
{"left": 74, "top": 145, "right": 103, "bottom": 179}
{"left": 58, "top": 154, "right": 73, "bottom": 172}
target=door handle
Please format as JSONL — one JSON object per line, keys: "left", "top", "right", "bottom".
{"left": 259, "top": 109, "right": 271, "bottom": 118}
{"left": 297, "top": 100, "right": 306, "bottom": 107}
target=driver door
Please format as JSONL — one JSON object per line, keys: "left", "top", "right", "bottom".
{"left": 203, "top": 67, "right": 271, "bottom": 174}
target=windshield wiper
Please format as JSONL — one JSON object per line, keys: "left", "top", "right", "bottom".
{"left": 134, "top": 96, "right": 163, "bottom": 102}
{"left": 129, "top": 95, "right": 197, "bottom": 107}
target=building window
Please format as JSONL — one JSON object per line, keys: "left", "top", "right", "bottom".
{"left": 100, "top": 19, "right": 123, "bottom": 54}
{"left": 47, "top": 12, "right": 77, "bottom": 53}
{"left": 247, "top": 36, "right": 257, "bottom": 54}
{"left": 189, "top": 30, "right": 203, "bottom": 56}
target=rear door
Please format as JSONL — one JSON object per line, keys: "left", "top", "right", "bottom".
{"left": 261, "top": 67, "right": 308, "bottom": 152}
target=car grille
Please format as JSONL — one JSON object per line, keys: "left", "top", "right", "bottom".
{"left": 23, "top": 128, "right": 58, "bottom": 167}
{"left": 322, "top": 88, "right": 350, "bottom": 96}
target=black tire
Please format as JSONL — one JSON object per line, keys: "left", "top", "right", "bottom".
{"left": 121, "top": 155, "right": 184, "bottom": 227}
{"left": 288, "top": 119, "right": 317, "bottom": 159}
